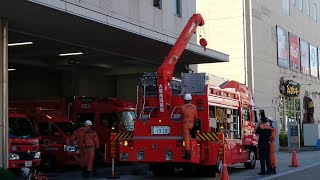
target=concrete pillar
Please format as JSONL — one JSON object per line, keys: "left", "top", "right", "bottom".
{"left": 0, "top": 18, "right": 9, "bottom": 169}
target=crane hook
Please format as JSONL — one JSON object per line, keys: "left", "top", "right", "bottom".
{"left": 199, "top": 38, "right": 207, "bottom": 51}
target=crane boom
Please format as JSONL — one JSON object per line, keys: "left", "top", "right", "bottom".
{"left": 156, "top": 13, "right": 206, "bottom": 118}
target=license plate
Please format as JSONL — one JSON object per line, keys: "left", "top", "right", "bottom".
{"left": 152, "top": 126, "right": 170, "bottom": 135}
{"left": 25, "top": 161, "right": 32, "bottom": 167}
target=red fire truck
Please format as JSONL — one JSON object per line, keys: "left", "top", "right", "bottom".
{"left": 69, "top": 97, "right": 136, "bottom": 163}
{"left": 118, "top": 13, "right": 258, "bottom": 176}
{"left": 28, "top": 108, "right": 80, "bottom": 170}
{"left": 10, "top": 96, "right": 136, "bottom": 164}
{"left": 9, "top": 101, "right": 80, "bottom": 170}
{"left": 8, "top": 109, "right": 41, "bottom": 169}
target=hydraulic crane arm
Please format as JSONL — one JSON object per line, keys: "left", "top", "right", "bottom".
{"left": 157, "top": 13, "right": 207, "bottom": 118}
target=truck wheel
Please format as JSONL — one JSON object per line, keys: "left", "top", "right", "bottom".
{"left": 244, "top": 150, "right": 256, "bottom": 169}
{"left": 196, "top": 165, "right": 216, "bottom": 177}
{"left": 152, "top": 164, "right": 175, "bottom": 176}
{"left": 42, "top": 157, "right": 56, "bottom": 170}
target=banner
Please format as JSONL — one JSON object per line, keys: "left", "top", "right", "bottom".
{"left": 300, "top": 40, "right": 310, "bottom": 75}
{"left": 310, "top": 45, "right": 318, "bottom": 77}
{"left": 289, "top": 34, "right": 300, "bottom": 71}
{"left": 277, "top": 26, "right": 289, "bottom": 68}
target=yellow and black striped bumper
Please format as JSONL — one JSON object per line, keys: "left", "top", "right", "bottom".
{"left": 196, "top": 132, "right": 219, "bottom": 141}
{"left": 115, "top": 132, "right": 133, "bottom": 141}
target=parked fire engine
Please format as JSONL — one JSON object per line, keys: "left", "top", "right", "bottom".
{"left": 9, "top": 102, "right": 80, "bottom": 170}
{"left": 69, "top": 96, "right": 136, "bottom": 163}
{"left": 118, "top": 13, "right": 258, "bottom": 176}
{"left": 10, "top": 96, "right": 136, "bottom": 164}
{"left": 8, "top": 109, "right": 41, "bottom": 169}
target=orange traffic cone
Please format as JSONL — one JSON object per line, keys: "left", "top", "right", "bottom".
{"left": 220, "top": 164, "right": 229, "bottom": 180}
{"left": 291, "top": 148, "right": 298, "bottom": 167}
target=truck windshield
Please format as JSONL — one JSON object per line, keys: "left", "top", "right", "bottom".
{"left": 9, "top": 117, "right": 36, "bottom": 138}
{"left": 122, "top": 111, "right": 136, "bottom": 131}
{"left": 55, "top": 122, "right": 77, "bottom": 135}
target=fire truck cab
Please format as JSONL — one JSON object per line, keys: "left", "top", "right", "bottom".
{"left": 10, "top": 100, "right": 80, "bottom": 169}
{"left": 69, "top": 96, "right": 136, "bottom": 162}
{"left": 8, "top": 109, "right": 41, "bottom": 169}
{"left": 28, "top": 107, "right": 79, "bottom": 169}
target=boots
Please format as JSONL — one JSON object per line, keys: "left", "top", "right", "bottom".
{"left": 272, "top": 167, "right": 276, "bottom": 174}
{"left": 92, "top": 168, "right": 96, "bottom": 177}
{"left": 183, "top": 150, "right": 191, "bottom": 160}
{"left": 81, "top": 167, "right": 87, "bottom": 177}
{"left": 81, "top": 167, "right": 91, "bottom": 178}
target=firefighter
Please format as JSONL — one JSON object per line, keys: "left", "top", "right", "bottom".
{"left": 68, "top": 122, "right": 87, "bottom": 175}
{"left": 181, "top": 93, "right": 198, "bottom": 160}
{"left": 255, "top": 110, "right": 272, "bottom": 175}
{"left": 82, "top": 120, "right": 99, "bottom": 178}
{"left": 269, "top": 118, "right": 277, "bottom": 174}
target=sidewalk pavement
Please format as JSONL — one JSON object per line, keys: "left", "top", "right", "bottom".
{"left": 233, "top": 150, "right": 320, "bottom": 180}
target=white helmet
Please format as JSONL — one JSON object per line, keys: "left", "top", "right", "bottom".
{"left": 84, "top": 120, "right": 93, "bottom": 126}
{"left": 184, "top": 93, "right": 192, "bottom": 101}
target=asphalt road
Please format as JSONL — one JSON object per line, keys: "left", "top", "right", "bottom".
{"left": 12, "top": 150, "right": 320, "bottom": 180}
{"left": 259, "top": 164, "right": 320, "bottom": 180}
{"left": 14, "top": 163, "right": 320, "bottom": 180}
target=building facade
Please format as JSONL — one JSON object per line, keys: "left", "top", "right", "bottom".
{"left": 30, "top": 0, "right": 200, "bottom": 49}
{"left": 3, "top": 0, "right": 227, "bottom": 101}
{"left": 195, "top": 0, "right": 320, "bottom": 132}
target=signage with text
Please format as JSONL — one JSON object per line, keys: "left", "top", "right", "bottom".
{"left": 279, "top": 79, "right": 300, "bottom": 97}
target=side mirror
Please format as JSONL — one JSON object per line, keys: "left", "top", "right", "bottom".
{"left": 54, "top": 132, "right": 61, "bottom": 136}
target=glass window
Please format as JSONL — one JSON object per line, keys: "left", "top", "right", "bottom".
{"left": 100, "top": 113, "right": 114, "bottom": 128}
{"left": 122, "top": 111, "right": 136, "bottom": 131}
{"left": 300, "top": 0, "right": 304, "bottom": 11}
{"left": 209, "top": 106, "right": 215, "bottom": 118}
{"left": 243, "top": 108, "right": 250, "bottom": 121}
{"left": 38, "top": 122, "right": 50, "bottom": 136}
{"left": 38, "top": 122, "right": 59, "bottom": 136}
{"left": 9, "top": 117, "right": 36, "bottom": 138}
{"left": 55, "top": 122, "right": 76, "bottom": 135}
{"left": 295, "top": 98, "right": 300, "bottom": 111}
{"left": 153, "top": 0, "right": 162, "bottom": 9}
{"left": 307, "top": 0, "right": 310, "bottom": 15}
{"left": 314, "top": 3, "right": 317, "bottom": 21}
{"left": 174, "top": 0, "right": 181, "bottom": 17}
{"left": 76, "top": 113, "right": 94, "bottom": 126}
{"left": 293, "top": 0, "right": 296, "bottom": 6}
{"left": 282, "top": 0, "right": 290, "bottom": 14}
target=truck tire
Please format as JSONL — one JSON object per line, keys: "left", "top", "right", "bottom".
{"left": 151, "top": 164, "right": 175, "bottom": 176}
{"left": 244, "top": 150, "right": 256, "bottom": 169}
{"left": 196, "top": 165, "right": 216, "bottom": 177}
{"left": 41, "top": 156, "right": 56, "bottom": 171}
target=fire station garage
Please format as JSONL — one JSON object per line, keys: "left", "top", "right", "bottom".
{"left": 0, "top": 0, "right": 230, "bottom": 170}
{"left": 1, "top": 0, "right": 228, "bottom": 102}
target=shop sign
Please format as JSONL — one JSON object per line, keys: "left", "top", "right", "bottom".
{"left": 279, "top": 79, "right": 300, "bottom": 97}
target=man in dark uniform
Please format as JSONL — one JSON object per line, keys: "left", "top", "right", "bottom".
{"left": 255, "top": 110, "right": 272, "bottom": 175}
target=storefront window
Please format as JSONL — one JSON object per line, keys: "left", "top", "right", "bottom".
{"left": 280, "top": 97, "right": 301, "bottom": 132}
